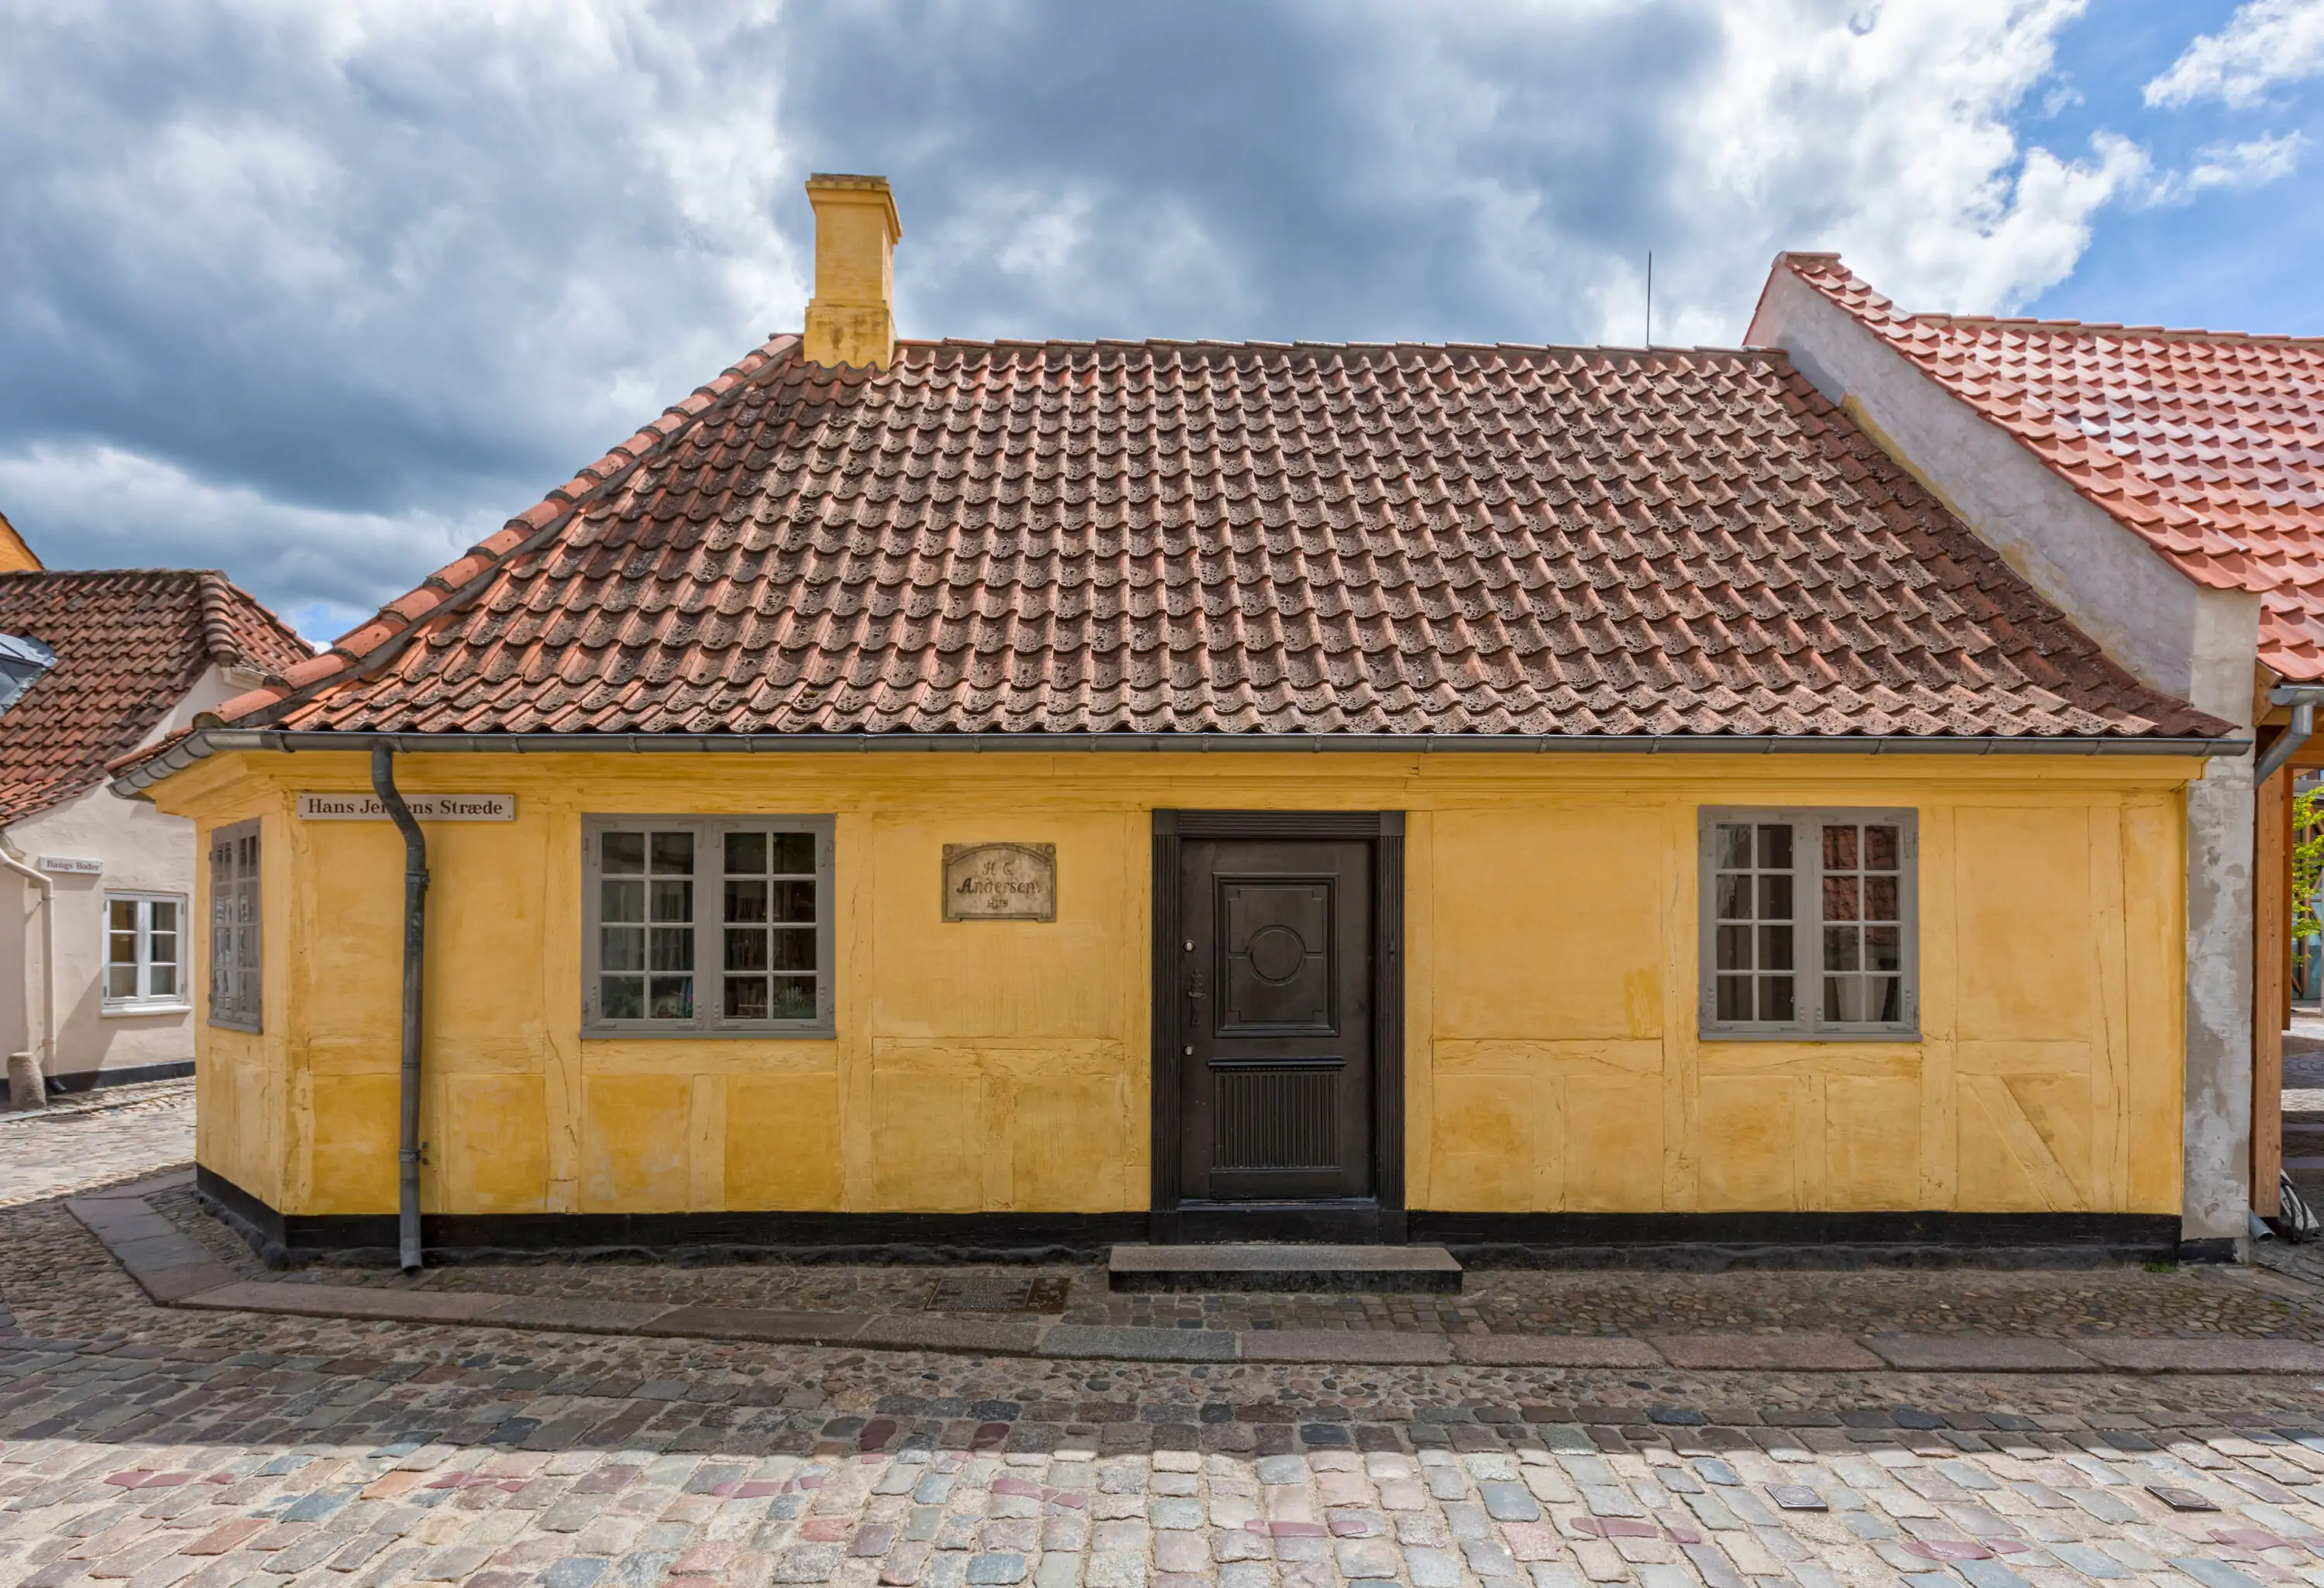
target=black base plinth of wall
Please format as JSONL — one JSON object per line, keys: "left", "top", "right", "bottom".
{"left": 1411, "top": 1209, "right": 2185, "bottom": 1269}
{"left": 197, "top": 1166, "right": 2196, "bottom": 1270}
{"left": 194, "top": 1167, "right": 1147, "bottom": 1267}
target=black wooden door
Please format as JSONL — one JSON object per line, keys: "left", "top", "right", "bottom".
{"left": 1177, "top": 838, "right": 1373, "bottom": 1201}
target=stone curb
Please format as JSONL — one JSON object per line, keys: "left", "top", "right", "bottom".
{"left": 64, "top": 1190, "right": 2324, "bottom": 1373}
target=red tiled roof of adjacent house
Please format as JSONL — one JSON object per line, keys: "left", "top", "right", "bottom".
{"left": 0, "top": 570, "right": 311, "bottom": 824}
{"left": 156, "top": 331, "right": 2229, "bottom": 751}
{"left": 1772, "top": 253, "right": 2324, "bottom": 679}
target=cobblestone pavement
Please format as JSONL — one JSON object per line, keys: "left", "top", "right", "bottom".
{"left": 17, "top": 1101, "right": 2324, "bottom": 1585}
{"left": 0, "top": 1084, "right": 193, "bottom": 1210}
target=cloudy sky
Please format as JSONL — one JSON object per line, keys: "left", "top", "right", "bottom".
{"left": 2, "top": 0, "right": 2319, "bottom": 641}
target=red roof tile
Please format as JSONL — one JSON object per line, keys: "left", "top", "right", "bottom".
{"left": 1775, "top": 253, "right": 2324, "bottom": 679}
{"left": 0, "top": 570, "right": 311, "bottom": 824}
{"left": 179, "top": 332, "right": 2226, "bottom": 748}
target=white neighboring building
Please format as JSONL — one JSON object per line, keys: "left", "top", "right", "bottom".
{"left": 1, "top": 568, "right": 311, "bottom": 1098}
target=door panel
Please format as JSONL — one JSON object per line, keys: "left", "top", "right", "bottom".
{"left": 1179, "top": 838, "right": 1373, "bottom": 1201}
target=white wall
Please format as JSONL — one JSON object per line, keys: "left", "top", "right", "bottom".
{"left": 1, "top": 662, "right": 252, "bottom": 1084}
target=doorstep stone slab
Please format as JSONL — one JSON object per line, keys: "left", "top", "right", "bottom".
{"left": 180, "top": 1280, "right": 507, "bottom": 1323}
{"left": 1237, "top": 1329, "right": 1453, "bottom": 1364}
{"left": 645, "top": 1306, "right": 867, "bottom": 1346}
{"left": 1866, "top": 1335, "right": 2101, "bottom": 1372}
{"left": 2069, "top": 1337, "right": 2324, "bottom": 1373}
{"left": 1451, "top": 1334, "right": 1664, "bottom": 1368}
{"left": 855, "top": 1316, "right": 1048, "bottom": 1355}
{"left": 1037, "top": 1325, "right": 1237, "bottom": 1362}
{"left": 1108, "top": 1244, "right": 1463, "bottom": 1294}
{"left": 1648, "top": 1334, "right": 1886, "bottom": 1371}
{"left": 475, "top": 1297, "right": 679, "bottom": 1335}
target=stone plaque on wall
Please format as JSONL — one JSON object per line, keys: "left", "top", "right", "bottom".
{"left": 943, "top": 843, "right": 1057, "bottom": 922}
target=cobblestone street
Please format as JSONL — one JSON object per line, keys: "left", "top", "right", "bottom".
{"left": 12, "top": 1093, "right": 2324, "bottom": 1588}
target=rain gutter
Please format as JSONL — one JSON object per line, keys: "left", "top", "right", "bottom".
{"left": 111, "top": 728, "right": 2248, "bottom": 799}
{"left": 370, "top": 746, "right": 428, "bottom": 1274}
{"left": 2256, "top": 685, "right": 2324, "bottom": 786}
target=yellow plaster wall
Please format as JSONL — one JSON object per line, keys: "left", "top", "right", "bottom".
{"left": 157, "top": 753, "right": 2195, "bottom": 1218}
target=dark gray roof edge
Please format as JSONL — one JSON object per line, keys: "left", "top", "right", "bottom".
{"left": 108, "top": 727, "right": 2248, "bottom": 799}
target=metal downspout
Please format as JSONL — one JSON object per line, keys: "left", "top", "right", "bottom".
{"left": 2257, "top": 685, "right": 2324, "bottom": 785}
{"left": 370, "top": 747, "right": 428, "bottom": 1273}
{"left": 0, "top": 846, "right": 54, "bottom": 1109}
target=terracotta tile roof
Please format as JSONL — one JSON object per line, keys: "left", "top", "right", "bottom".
{"left": 179, "top": 332, "right": 2226, "bottom": 749}
{"left": 1773, "top": 253, "right": 2324, "bottom": 679}
{"left": 0, "top": 570, "right": 311, "bottom": 825}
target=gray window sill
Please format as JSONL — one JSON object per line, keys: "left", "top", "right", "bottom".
{"left": 1699, "top": 1027, "right": 1923, "bottom": 1043}
{"left": 579, "top": 1025, "right": 837, "bottom": 1042}
{"left": 101, "top": 1002, "right": 192, "bottom": 1019}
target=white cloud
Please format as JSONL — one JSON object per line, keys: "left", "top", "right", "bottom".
{"left": 0, "top": 442, "right": 481, "bottom": 641}
{"left": 2146, "top": 0, "right": 2324, "bottom": 109}
{"left": 2184, "top": 132, "right": 2309, "bottom": 195}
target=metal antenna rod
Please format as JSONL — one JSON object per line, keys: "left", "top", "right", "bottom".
{"left": 1645, "top": 251, "right": 1653, "bottom": 347}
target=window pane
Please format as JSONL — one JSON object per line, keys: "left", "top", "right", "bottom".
{"left": 1822, "top": 875, "right": 1860, "bottom": 921}
{"left": 1756, "top": 823, "right": 1792, "bottom": 869}
{"left": 648, "top": 926, "right": 693, "bottom": 971}
{"left": 1821, "top": 824, "right": 1858, "bottom": 870}
{"left": 772, "top": 880, "right": 816, "bottom": 923}
{"left": 600, "top": 926, "right": 645, "bottom": 972}
{"left": 1825, "top": 976, "right": 1860, "bottom": 1023}
{"left": 724, "top": 830, "right": 767, "bottom": 875}
{"left": 769, "top": 977, "right": 816, "bottom": 1020}
{"left": 1716, "top": 976, "right": 1753, "bottom": 1021}
{"left": 151, "top": 900, "right": 177, "bottom": 936}
{"left": 1865, "top": 825, "right": 1899, "bottom": 870}
{"left": 725, "top": 927, "right": 768, "bottom": 971}
{"left": 602, "top": 976, "right": 645, "bottom": 1019}
{"left": 1865, "top": 876, "right": 1899, "bottom": 921}
{"left": 1714, "top": 875, "right": 1750, "bottom": 920}
{"left": 770, "top": 929, "right": 816, "bottom": 971}
{"left": 1717, "top": 824, "right": 1752, "bottom": 870}
{"left": 1875, "top": 976, "right": 1903, "bottom": 1021}
{"left": 602, "top": 830, "right": 645, "bottom": 872}
{"left": 1757, "top": 874, "right": 1793, "bottom": 920}
{"left": 1867, "top": 925, "right": 1902, "bottom": 971}
{"left": 601, "top": 878, "right": 645, "bottom": 923}
{"left": 726, "top": 976, "right": 770, "bottom": 1019}
{"left": 650, "top": 831, "right": 694, "bottom": 871}
{"left": 108, "top": 930, "right": 138, "bottom": 968}
{"left": 649, "top": 878, "right": 693, "bottom": 923}
{"left": 1715, "top": 923, "right": 1752, "bottom": 971}
{"left": 649, "top": 976, "right": 693, "bottom": 1019}
{"left": 725, "top": 878, "right": 768, "bottom": 923}
{"left": 772, "top": 833, "right": 816, "bottom": 874}
{"left": 1824, "top": 926, "right": 1859, "bottom": 971}
{"left": 151, "top": 964, "right": 177, "bottom": 999}
{"left": 109, "top": 898, "right": 138, "bottom": 933}
{"left": 150, "top": 929, "right": 177, "bottom": 964}
{"left": 1758, "top": 924, "right": 1793, "bottom": 971}
{"left": 1757, "top": 976, "right": 1794, "bottom": 1022}
{"left": 106, "top": 965, "right": 139, "bottom": 999}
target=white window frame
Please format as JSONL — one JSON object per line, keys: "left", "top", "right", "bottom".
{"left": 208, "top": 819, "right": 263, "bottom": 1033}
{"left": 582, "top": 814, "right": 836, "bottom": 1040}
{"left": 1697, "top": 807, "right": 1920, "bottom": 1042}
{"left": 102, "top": 891, "right": 190, "bottom": 1015}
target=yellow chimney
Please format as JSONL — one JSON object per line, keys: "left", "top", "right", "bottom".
{"left": 802, "top": 174, "right": 902, "bottom": 370}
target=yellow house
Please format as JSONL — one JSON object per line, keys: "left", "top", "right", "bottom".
{"left": 113, "top": 177, "right": 2243, "bottom": 1267}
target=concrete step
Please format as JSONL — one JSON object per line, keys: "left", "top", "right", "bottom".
{"left": 1107, "top": 1243, "right": 1463, "bottom": 1294}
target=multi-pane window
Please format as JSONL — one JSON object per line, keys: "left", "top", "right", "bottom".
{"left": 103, "top": 892, "right": 186, "bottom": 1012}
{"left": 583, "top": 816, "right": 834, "bottom": 1036}
{"left": 1700, "top": 809, "right": 1917, "bottom": 1038}
{"left": 208, "top": 820, "right": 262, "bottom": 1032}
